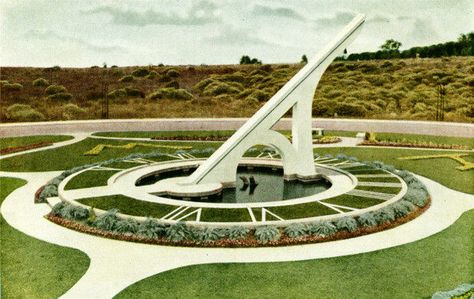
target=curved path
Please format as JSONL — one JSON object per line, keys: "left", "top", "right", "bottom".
{"left": 1, "top": 170, "right": 473, "bottom": 299}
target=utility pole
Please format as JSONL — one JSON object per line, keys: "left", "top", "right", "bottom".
{"left": 101, "top": 63, "right": 109, "bottom": 119}
{"left": 436, "top": 84, "right": 446, "bottom": 121}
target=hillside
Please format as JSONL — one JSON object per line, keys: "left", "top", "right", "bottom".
{"left": 1, "top": 57, "right": 473, "bottom": 123}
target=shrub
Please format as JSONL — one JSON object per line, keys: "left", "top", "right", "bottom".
{"left": 48, "top": 92, "right": 73, "bottom": 101}
{"left": 357, "top": 213, "right": 377, "bottom": 227}
{"left": 131, "top": 68, "right": 150, "bottom": 77}
{"left": 194, "top": 78, "right": 215, "bottom": 92}
{"left": 40, "top": 184, "right": 58, "bottom": 200}
{"left": 195, "top": 227, "right": 222, "bottom": 242}
{"left": 373, "top": 207, "right": 396, "bottom": 224}
{"left": 147, "top": 71, "right": 158, "bottom": 79}
{"left": 93, "top": 209, "right": 120, "bottom": 231}
{"left": 61, "top": 204, "right": 90, "bottom": 221}
{"left": 165, "top": 80, "right": 180, "bottom": 89}
{"left": 148, "top": 88, "right": 193, "bottom": 101}
{"left": 246, "top": 89, "right": 271, "bottom": 102}
{"left": 63, "top": 104, "right": 86, "bottom": 120}
{"left": 254, "top": 226, "right": 281, "bottom": 244}
{"left": 403, "top": 188, "right": 428, "bottom": 207}
{"left": 114, "top": 218, "right": 139, "bottom": 234}
{"left": 119, "top": 75, "right": 134, "bottom": 82}
{"left": 334, "top": 103, "right": 367, "bottom": 117}
{"left": 390, "top": 201, "right": 412, "bottom": 218}
{"left": 1, "top": 82, "right": 23, "bottom": 91}
{"left": 108, "top": 88, "right": 127, "bottom": 99}
{"left": 45, "top": 84, "right": 66, "bottom": 95}
{"left": 306, "top": 221, "right": 337, "bottom": 237}
{"left": 6, "top": 104, "right": 45, "bottom": 122}
{"left": 137, "top": 218, "right": 167, "bottom": 238}
{"left": 203, "top": 82, "right": 241, "bottom": 96}
{"left": 166, "top": 69, "right": 180, "bottom": 77}
{"left": 32, "top": 78, "right": 49, "bottom": 87}
{"left": 334, "top": 216, "right": 358, "bottom": 232}
{"left": 226, "top": 226, "right": 250, "bottom": 240}
{"left": 158, "top": 74, "right": 172, "bottom": 83}
{"left": 284, "top": 223, "right": 307, "bottom": 238}
{"left": 125, "top": 87, "right": 145, "bottom": 98}
{"left": 166, "top": 222, "right": 191, "bottom": 242}
{"left": 51, "top": 202, "right": 67, "bottom": 216}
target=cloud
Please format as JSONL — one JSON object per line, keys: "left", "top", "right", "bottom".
{"left": 23, "top": 29, "right": 125, "bottom": 53}
{"left": 251, "top": 4, "right": 305, "bottom": 20}
{"left": 367, "top": 15, "right": 391, "bottom": 24}
{"left": 314, "top": 12, "right": 356, "bottom": 28}
{"left": 410, "top": 18, "right": 439, "bottom": 43}
{"left": 85, "top": 1, "right": 220, "bottom": 26}
{"left": 204, "top": 25, "right": 274, "bottom": 46}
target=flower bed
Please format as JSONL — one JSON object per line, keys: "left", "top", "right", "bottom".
{"left": 313, "top": 136, "right": 342, "bottom": 144}
{"left": 0, "top": 141, "right": 52, "bottom": 155}
{"left": 359, "top": 140, "right": 469, "bottom": 150}
{"left": 46, "top": 198, "right": 430, "bottom": 248}
{"left": 45, "top": 156, "right": 431, "bottom": 247}
{"left": 151, "top": 136, "right": 229, "bottom": 141}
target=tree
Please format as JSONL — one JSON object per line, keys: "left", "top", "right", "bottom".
{"left": 301, "top": 54, "right": 308, "bottom": 64}
{"left": 380, "top": 39, "right": 402, "bottom": 52}
{"left": 240, "top": 55, "right": 262, "bottom": 65}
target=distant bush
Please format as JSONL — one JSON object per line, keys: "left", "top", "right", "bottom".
{"left": 203, "top": 81, "right": 241, "bottom": 96}
{"left": 165, "top": 80, "right": 180, "bottom": 89}
{"left": 131, "top": 68, "right": 150, "bottom": 77}
{"left": 334, "top": 103, "right": 367, "bottom": 117}
{"left": 254, "top": 226, "right": 280, "bottom": 244}
{"left": 32, "top": 78, "right": 49, "bottom": 87}
{"left": 246, "top": 89, "right": 272, "bottom": 102}
{"left": 158, "top": 74, "right": 172, "bottom": 83}
{"left": 166, "top": 69, "right": 180, "bottom": 78}
{"left": 108, "top": 88, "right": 127, "bottom": 99}
{"left": 45, "top": 84, "right": 67, "bottom": 95}
{"left": 6, "top": 104, "right": 45, "bottom": 121}
{"left": 194, "top": 78, "right": 215, "bottom": 92}
{"left": 119, "top": 75, "right": 134, "bottom": 82}
{"left": 48, "top": 92, "right": 73, "bottom": 101}
{"left": 2, "top": 82, "right": 23, "bottom": 91}
{"left": 147, "top": 71, "right": 158, "bottom": 79}
{"left": 125, "top": 87, "right": 145, "bottom": 98}
{"left": 148, "top": 88, "right": 193, "bottom": 100}
{"left": 62, "top": 103, "right": 87, "bottom": 120}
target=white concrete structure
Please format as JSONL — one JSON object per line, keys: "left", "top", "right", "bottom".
{"left": 182, "top": 15, "right": 366, "bottom": 187}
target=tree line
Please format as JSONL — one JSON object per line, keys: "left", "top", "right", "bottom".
{"left": 339, "top": 32, "right": 474, "bottom": 61}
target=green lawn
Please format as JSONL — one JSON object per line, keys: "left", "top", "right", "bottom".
{"left": 322, "top": 194, "right": 385, "bottom": 209}
{"left": 116, "top": 209, "right": 474, "bottom": 299}
{"left": 356, "top": 177, "right": 401, "bottom": 183}
{"left": 372, "top": 132, "right": 474, "bottom": 148}
{"left": 0, "top": 135, "right": 73, "bottom": 151}
{"left": 354, "top": 186, "right": 402, "bottom": 194}
{"left": 64, "top": 170, "right": 119, "bottom": 190}
{"left": 78, "top": 195, "right": 177, "bottom": 218}
{"left": 315, "top": 147, "right": 474, "bottom": 194}
{"left": 0, "top": 177, "right": 90, "bottom": 298}
{"left": 0, "top": 138, "right": 219, "bottom": 172}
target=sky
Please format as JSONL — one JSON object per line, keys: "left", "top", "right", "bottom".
{"left": 1, "top": 0, "right": 473, "bottom": 67}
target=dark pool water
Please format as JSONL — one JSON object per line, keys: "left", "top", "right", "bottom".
{"left": 138, "top": 166, "right": 331, "bottom": 204}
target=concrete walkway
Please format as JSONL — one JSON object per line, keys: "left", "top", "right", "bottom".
{"left": 1, "top": 170, "right": 473, "bottom": 299}
{"left": 0, "top": 133, "right": 89, "bottom": 160}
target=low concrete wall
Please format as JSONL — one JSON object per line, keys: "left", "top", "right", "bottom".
{"left": 1, "top": 118, "right": 473, "bottom": 138}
